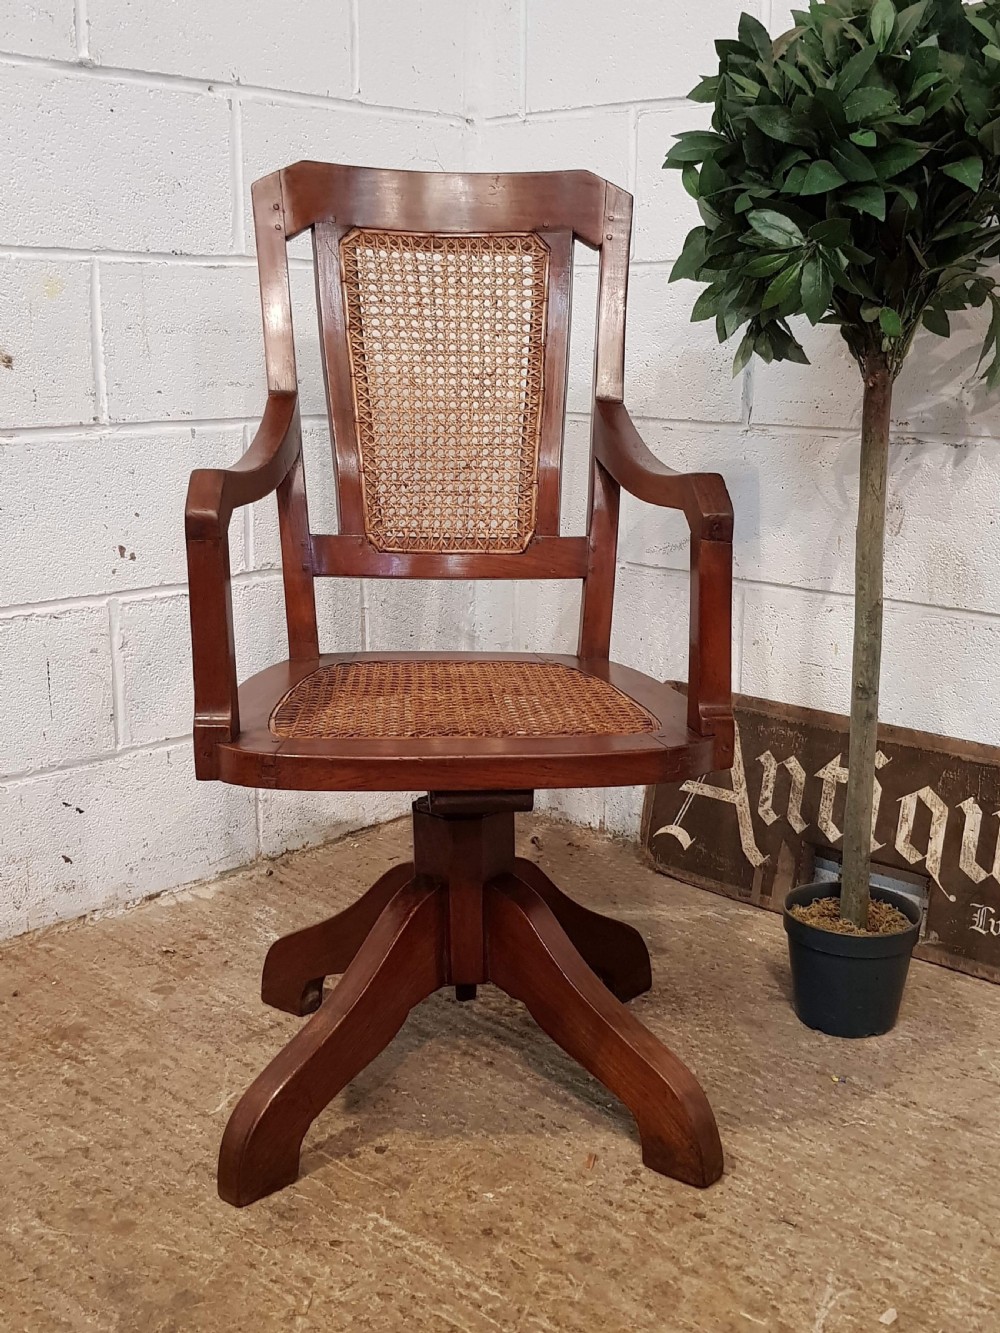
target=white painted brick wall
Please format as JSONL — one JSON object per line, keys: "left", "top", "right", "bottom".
{"left": 0, "top": 258, "right": 94, "bottom": 427}
{"left": 0, "top": 607, "right": 115, "bottom": 775}
{"left": 0, "top": 68, "right": 233, "bottom": 253}
{"left": 0, "top": 0, "right": 468, "bottom": 939}
{"left": 471, "top": 1, "right": 1000, "bottom": 839}
{"left": 87, "top": 0, "right": 355, "bottom": 98}
{"left": 3, "top": 1, "right": 998, "bottom": 936}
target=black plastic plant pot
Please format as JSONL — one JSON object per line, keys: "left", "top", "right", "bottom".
{"left": 783, "top": 882, "right": 921, "bottom": 1039}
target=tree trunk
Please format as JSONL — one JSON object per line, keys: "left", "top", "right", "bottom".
{"left": 840, "top": 354, "right": 893, "bottom": 930}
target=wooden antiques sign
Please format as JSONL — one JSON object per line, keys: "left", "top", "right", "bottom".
{"left": 642, "top": 690, "right": 1000, "bottom": 984}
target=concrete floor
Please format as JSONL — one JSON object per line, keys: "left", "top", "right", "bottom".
{"left": 2, "top": 815, "right": 998, "bottom": 1333}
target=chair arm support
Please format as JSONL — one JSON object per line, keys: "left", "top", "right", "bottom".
{"left": 594, "top": 402, "right": 734, "bottom": 752}
{"left": 184, "top": 392, "right": 300, "bottom": 776}
{"left": 185, "top": 391, "right": 300, "bottom": 541}
{"left": 593, "top": 401, "right": 733, "bottom": 542}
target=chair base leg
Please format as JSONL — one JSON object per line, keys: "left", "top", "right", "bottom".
{"left": 220, "top": 794, "right": 723, "bottom": 1206}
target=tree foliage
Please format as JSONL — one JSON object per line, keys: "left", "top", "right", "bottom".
{"left": 665, "top": 0, "right": 1000, "bottom": 380}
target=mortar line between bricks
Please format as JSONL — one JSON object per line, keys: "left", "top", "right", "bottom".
{"left": 620, "top": 562, "right": 1000, "bottom": 625}
{"left": 229, "top": 97, "right": 245, "bottom": 254}
{"left": 0, "top": 247, "right": 321, "bottom": 267}
{"left": 518, "top": 0, "right": 528, "bottom": 119}
{"left": 73, "top": 0, "right": 88, "bottom": 61}
{"left": 1, "top": 408, "right": 988, "bottom": 451}
{"left": 0, "top": 570, "right": 284, "bottom": 620}
{"left": 611, "top": 412, "right": 996, "bottom": 449}
{"left": 89, "top": 259, "right": 109, "bottom": 424}
{"left": 0, "top": 732, "right": 194, "bottom": 788}
{"left": 0, "top": 50, "right": 467, "bottom": 123}
{"left": 0, "top": 413, "right": 331, "bottom": 443}
{"left": 626, "top": 104, "right": 639, "bottom": 200}
{"left": 484, "top": 96, "right": 693, "bottom": 123}
{"left": 107, "top": 599, "right": 126, "bottom": 750}
{"left": 349, "top": 0, "right": 361, "bottom": 99}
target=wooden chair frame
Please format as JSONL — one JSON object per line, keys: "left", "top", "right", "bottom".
{"left": 184, "top": 163, "right": 735, "bottom": 1206}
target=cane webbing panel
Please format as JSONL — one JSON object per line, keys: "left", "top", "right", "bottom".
{"left": 340, "top": 228, "right": 549, "bottom": 554}
{"left": 269, "top": 660, "right": 658, "bottom": 741}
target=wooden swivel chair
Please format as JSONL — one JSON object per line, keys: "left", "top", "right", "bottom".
{"left": 185, "top": 163, "right": 736, "bottom": 1207}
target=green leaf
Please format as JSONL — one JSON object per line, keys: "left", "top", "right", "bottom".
{"left": 688, "top": 75, "right": 721, "bottom": 103}
{"left": 780, "top": 164, "right": 810, "bottom": 194}
{"left": 691, "top": 282, "right": 727, "bottom": 322}
{"left": 799, "top": 160, "right": 848, "bottom": 194}
{"left": 802, "top": 256, "right": 834, "bottom": 324}
{"left": 885, "top": 104, "right": 927, "bottom": 127}
{"left": 809, "top": 218, "right": 852, "bottom": 246}
{"left": 812, "top": 88, "right": 848, "bottom": 138}
{"left": 733, "top": 330, "right": 755, "bottom": 376}
{"left": 979, "top": 117, "right": 1000, "bottom": 157}
{"left": 922, "top": 306, "right": 950, "bottom": 337}
{"left": 739, "top": 11, "right": 774, "bottom": 61}
{"left": 745, "top": 104, "right": 811, "bottom": 144}
{"left": 777, "top": 58, "right": 812, "bottom": 94}
{"left": 744, "top": 252, "right": 794, "bottom": 278}
{"left": 842, "top": 184, "right": 887, "bottom": 219}
{"left": 844, "top": 86, "right": 898, "bottom": 123}
{"left": 984, "top": 44, "right": 1000, "bottom": 63}
{"left": 872, "top": 140, "right": 925, "bottom": 178}
{"left": 762, "top": 263, "right": 802, "bottom": 310}
{"left": 879, "top": 306, "right": 904, "bottom": 337}
{"left": 850, "top": 129, "right": 878, "bottom": 148}
{"left": 967, "top": 14, "right": 998, "bottom": 44}
{"left": 977, "top": 294, "right": 1000, "bottom": 380}
{"left": 934, "top": 220, "right": 981, "bottom": 242}
{"left": 699, "top": 154, "right": 727, "bottom": 196}
{"left": 870, "top": 0, "right": 896, "bottom": 49}
{"left": 669, "top": 227, "right": 709, "bottom": 283}
{"left": 907, "top": 234, "right": 928, "bottom": 270}
{"left": 717, "top": 308, "right": 742, "bottom": 342}
{"left": 681, "top": 163, "right": 700, "bottom": 199}
{"left": 970, "top": 278, "right": 995, "bottom": 308}
{"left": 698, "top": 195, "right": 723, "bottom": 228}
{"left": 747, "top": 209, "right": 806, "bottom": 247}
{"left": 732, "top": 71, "right": 764, "bottom": 98}
{"left": 775, "top": 147, "right": 808, "bottom": 175}
{"left": 768, "top": 322, "right": 810, "bottom": 364}
{"left": 665, "top": 131, "right": 729, "bottom": 165}
{"left": 831, "top": 142, "right": 878, "bottom": 182}
{"left": 891, "top": 183, "right": 918, "bottom": 209}
{"left": 940, "top": 157, "right": 985, "bottom": 192}
{"left": 836, "top": 42, "right": 879, "bottom": 98}
{"left": 907, "top": 71, "right": 941, "bottom": 104}
{"left": 894, "top": 0, "right": 930, "bottom": 47}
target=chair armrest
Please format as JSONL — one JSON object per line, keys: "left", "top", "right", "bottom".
{"left": 594, "top": 402, "right": 734, "bottom": 752}
{"left": 185, "top": 391, "right": 300, "bottom": 540}
{"left": 184, "top": 391, "right": 301, "bottom": 776}
{"left": 593, "top": 401, "right": 733, "bottom": 541}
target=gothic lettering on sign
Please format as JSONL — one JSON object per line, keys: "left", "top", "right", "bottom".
{"left": 958, "top": 799, "right": 1000, "bottom": 886}
{"left": 644, "top": 691, "right": 1000, "bottom": 985}
{"left": 971, "top": 904, "right": 1000, "bottom": 937}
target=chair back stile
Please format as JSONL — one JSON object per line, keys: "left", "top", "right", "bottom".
{"left": 253, "top": 170, "right": 318, "bottom": 660}
{"left": 250, "top": 162, "right": 631, "bottom": 662}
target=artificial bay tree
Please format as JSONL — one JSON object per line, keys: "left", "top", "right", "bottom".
{"left": 666, "top": 0, "right": 1000, "bottom": 947}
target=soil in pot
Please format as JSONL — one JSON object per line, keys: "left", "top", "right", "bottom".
{"left": 783, "top": 883, "right": 921, "bottom": 1039}
{"left": 789, "top": 895, "right": 911, "bottom": 937}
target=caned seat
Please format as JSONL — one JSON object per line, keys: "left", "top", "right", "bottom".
{"left": 183, "top": 163, "right": 736, "bottom": 1208}
{"left": 214, "top": 652, "right": 717, "bottom": 792}
{"left": 271, "top": 659, "right": 657, "bottom": 740}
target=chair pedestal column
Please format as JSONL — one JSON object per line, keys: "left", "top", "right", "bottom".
{"left": 219, "top": 793, "right": 723, "bottom": 1207}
